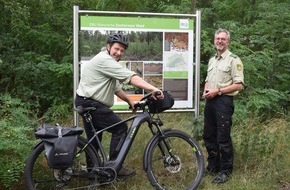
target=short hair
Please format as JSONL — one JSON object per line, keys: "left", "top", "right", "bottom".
{"left": 215, "top": 28, "right": 230, "bottom": 40}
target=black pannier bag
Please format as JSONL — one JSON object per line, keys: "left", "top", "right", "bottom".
{"left": 149, "top": 91, "right": 175, "bottom": 113}
{"left": 35, "top": 124, "right": 83, "bottom": 169}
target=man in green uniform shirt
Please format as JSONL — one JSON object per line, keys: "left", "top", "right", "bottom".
{"left": 202, "top": 28, "right": 244, "bottom": 183}
{"left": 75, "top": 33, "right": 163, "bottom": 177}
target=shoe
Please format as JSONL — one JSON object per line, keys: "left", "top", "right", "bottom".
{"left": 204, "top": 168, "right": 219, "bottom": 176}
{"left": 212, "top": 172, "right": 230, "bottom": 184}
{"left": 118, "top": 167, "right": 136, "bottom": 177}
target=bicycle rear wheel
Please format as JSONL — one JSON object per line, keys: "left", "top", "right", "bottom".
{"left": 24, "top": 137, "right": 100, "bottom": 190}
{"left": 145, "top": 130, "right": 204, "bottom": 190}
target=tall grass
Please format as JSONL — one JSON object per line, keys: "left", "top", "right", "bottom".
{"left": 5, "top": 113, "right": 288, "bottom": 190}
{"left": 102, "top": 113, "right": 289, "bottom": 190}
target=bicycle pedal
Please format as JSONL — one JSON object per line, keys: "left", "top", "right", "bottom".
{"left": 158, "top": 121, "right": 163, "bottom": 126}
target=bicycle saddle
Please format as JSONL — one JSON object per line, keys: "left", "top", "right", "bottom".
{"left": 75, "top": 106, "right": 96, "bottom": 114}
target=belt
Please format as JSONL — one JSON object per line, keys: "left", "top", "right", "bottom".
{"left": 220, "top": 95, "right": 233, "bottom": 97}
{"left": 76, "top": 94, "right": 90, "bottom": 99}
{"left": 216, "top": 95, "right": 233, "bottom": 99}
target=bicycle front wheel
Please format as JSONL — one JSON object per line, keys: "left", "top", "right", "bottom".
{"left": 145, "top": 130, "right": 204, "bottom": 190}
{"left": 24, "top": 137, "right": 100, "bottom": 190}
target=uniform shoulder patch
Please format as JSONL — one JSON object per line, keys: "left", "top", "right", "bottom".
{"left": 237, "top": 63, "right": 243, "bottom": 71}
{"left": 230, "top": 54, "right": 238, "bottom": 58}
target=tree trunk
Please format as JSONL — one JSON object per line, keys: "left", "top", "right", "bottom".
{"left": 190, "top": 0, "right": 196, "bottom": 13}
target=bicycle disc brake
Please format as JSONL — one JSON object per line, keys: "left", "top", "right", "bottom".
{"left": 164, "top": 155, "right": 181, "bottom": 173}
{"left": 54, "top": 167, "right": 73, "bottom": 182}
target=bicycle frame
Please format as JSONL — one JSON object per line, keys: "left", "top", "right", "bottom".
{"left": 83, "top": 109, "right": 162, "bottom": 172}
{"left": 25, "top": 92, "right": 204, "bottom": 190}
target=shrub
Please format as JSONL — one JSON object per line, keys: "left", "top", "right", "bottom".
{"left": 246, "top": 88, "right": 288, "bottom": 121}
{"left": 0, "top": 95, "right": 36, "bottom": 188}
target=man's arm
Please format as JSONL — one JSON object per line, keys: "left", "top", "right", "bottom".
{"left": 219, "top": 83, "right": 243, "bottom": 94}
{"left": 203, "top": 83, "right": 243, "bottom": 100}
{"left": 115, "top": 90, "right": 136, "bottom": 111}
{"left": 202, "top": 82, "right": 209, "bottom": 98}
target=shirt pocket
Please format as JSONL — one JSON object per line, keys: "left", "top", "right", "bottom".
{"left": 218, "top": 65, "right": 232, "bottom": 83}
{"left": 207, "top": 65, "right": 214, "bottom": 74}
{"left": 206, "top": 66, "right": 214, "bottom": 81}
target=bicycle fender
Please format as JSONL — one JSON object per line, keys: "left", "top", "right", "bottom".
{"left": 77, "top": 136, "right": 100, "bottom": 159}
{"left": 30, "top": 140, "right": 43, "bottom": 150}
{"left": 143, "top": 129, "right": 172, "bottom": 171}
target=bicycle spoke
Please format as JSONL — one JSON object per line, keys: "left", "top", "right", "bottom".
{"left": 146, "top": 130, "right": 204, "bottom": 190}
{"left": 25, "top": 138, "right": 102, "bottom": 190}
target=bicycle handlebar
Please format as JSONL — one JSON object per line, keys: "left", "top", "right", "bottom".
{"left": 133, "top": 91, "right": 162, "bottom": 111}
{"left": 140, "top": 91, "right": 162, "bottom": 101}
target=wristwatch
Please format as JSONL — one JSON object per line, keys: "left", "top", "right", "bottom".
{"left": 218, "top": 88, "right": 222, "bottom": 96}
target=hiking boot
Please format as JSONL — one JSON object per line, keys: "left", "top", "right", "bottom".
{"left": 212, "top": 172, "right": 231, "bottom": 184}
{"left": 118, "top": 167, "right": 136, "bottom": 177}
{"left": 204, "top": 168, "right": 219, "bottom": 176}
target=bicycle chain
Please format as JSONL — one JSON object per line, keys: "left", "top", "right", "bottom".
{"left": 57, "top": 167, "right": 117, "bottom": 190}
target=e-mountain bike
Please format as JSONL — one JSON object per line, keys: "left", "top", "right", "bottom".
{"left": 24, "top": 93, "right": 204, "bottom": 190}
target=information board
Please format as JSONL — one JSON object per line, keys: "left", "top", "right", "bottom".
{"left": 79, "top": 15, "right": 194, "bottom": 109}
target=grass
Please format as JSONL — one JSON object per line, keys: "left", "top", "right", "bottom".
{"left": 5, "top": 113, "right": 289, "bottom": 190}
{"left": 94, "top": 113, "right": 290, "bottom": 190}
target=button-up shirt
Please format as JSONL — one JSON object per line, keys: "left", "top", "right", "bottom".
{"left": 77, "top": 51, "right": 135, "bottom": 107}
{"left": 205, "top": 49, "right": 244, "bottom": 96}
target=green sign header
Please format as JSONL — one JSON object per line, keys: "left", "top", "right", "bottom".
{"left": 80, "top": 16, "right": 194, "bottom": 30}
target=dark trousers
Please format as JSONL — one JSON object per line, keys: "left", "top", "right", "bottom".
{"left": 203, "top": 95, "right": 234, "bottom": 174}
{"left": 75, "top": 95, "right": 128, "bottom": 160}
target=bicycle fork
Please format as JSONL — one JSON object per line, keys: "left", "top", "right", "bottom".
{"left": 149, "top": 123, "right": 179, "bottom": 164}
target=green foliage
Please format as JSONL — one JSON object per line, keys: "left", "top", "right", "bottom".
{"left": 90, "top": 114, "right": 290, "bottom": 190}
{"left": 191, "top": 115, "right": 204, "bottom": 141}
{"left": 0, "top": 52, "right": 73, "bottom": 118}
{"left": 79, "top": 30, "right": 107, "bottom": 57}
{"left": 246, "top": 89, "right": 288, "bottom": 119}
{"left": 199, "top": 0, "right": 290, "bottom": 121}
{"left": 159, "top": 0, "right": 192, "bottom": 14}
{"left": 0, "top": 0, "right": 76, "bottom": 119}
{"left": 43, "top": 99, "right": 74, "bottom": 124}
{"left": 95, "top": 0, "right": 142, "bottom": 11}
{"left": 1, "top": 0, "right": 289, "bottom": 122}
{"left": 80, "top": 31, "right": 163, "bottom": 61}
{"left": 0, "top": 94, "right": 36, "bottom": 188}
{"left": 238, "top": 1, "right": 290, "bottom": 92}
{"left": 127, "top": 37, "right": 162, "bottom": 60}
{"left": 232, "top": 118, "right": 289, "bottom": 190}
{"left": 197, "top": 118, "right": 289, "bottom": 190}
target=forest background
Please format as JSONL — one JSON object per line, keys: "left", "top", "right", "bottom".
{"left": 0, "top": 0, "right": 289, "bottom": 189}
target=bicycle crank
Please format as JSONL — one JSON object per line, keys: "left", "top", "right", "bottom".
{"left": 94, "top": 166, "right": 117, "bottom": 184}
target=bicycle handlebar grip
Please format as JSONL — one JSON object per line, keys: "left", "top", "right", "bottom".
{"left": 154, "top": 91, "right": 162, "bottom": 96}
{"left": 131, "top": 102, "right": 141, "bottom": 110}
{"left": 151, "top": 91, "right": 162, "bottom": 100}
{"left": 133, "top": 103, "right": 138, "bottom": 109}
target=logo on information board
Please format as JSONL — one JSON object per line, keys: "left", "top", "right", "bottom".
{"left": 179, "top": 19, "right": 189, "bottom": 29}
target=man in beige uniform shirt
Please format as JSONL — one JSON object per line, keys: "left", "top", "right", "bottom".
{"left": 202, "top": 28, "right": 244, "bottom": 183}
{"left": 75, "top": 33, "right": 163, "bottom": 177}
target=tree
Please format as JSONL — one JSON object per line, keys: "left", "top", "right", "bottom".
{"left": 199, "top": 0, "right": 290, "bottom": 118}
